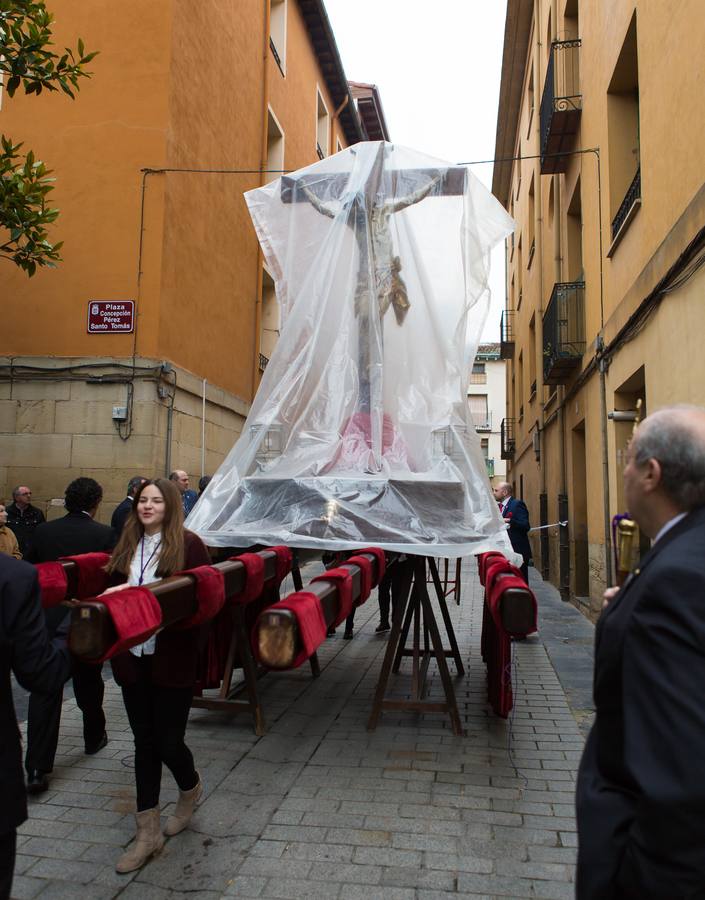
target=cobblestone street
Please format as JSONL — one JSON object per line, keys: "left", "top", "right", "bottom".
{"left": 12, "top": 561, "right": 594, "bottom": 900}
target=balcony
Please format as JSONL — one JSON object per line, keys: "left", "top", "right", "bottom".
{"left": 610, "top": 166, "right": 641, "bottom": 245}
{"left": 542, "top": 281, "right": 586, "bottom": 385}
{"left": 259, "top": 353, "right": 269, "bottom": 372}
{"left": 500, "top": 309, "right": 515, "bottom": 359}
{"left": 540, "top": 39, "right": 582, "bottom": 174}
{"left": 501, "top": 418, "right": 516, "bottom": 460}
{"left": 485, "top": 458, "right": 495, "bottom": 478}
{"left": 316, "top": 142, "right": 325, "bottom": 161}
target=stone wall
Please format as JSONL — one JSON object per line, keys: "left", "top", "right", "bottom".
{"left": 0, "top": 357, "right": 248, "bottom": 525}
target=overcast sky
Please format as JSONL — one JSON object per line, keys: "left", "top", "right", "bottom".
{"left": 323, "top": 0, "right": 508, "bottom": 342}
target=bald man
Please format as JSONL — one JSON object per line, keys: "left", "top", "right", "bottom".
{"left": 493, "top": 481, "right": 531, "bottom": 583}
{"left": 169, "top": 470, "right": 197, "bottom": 517}
{"left": 576, "top": 405, "right": 705, "bottom": 899}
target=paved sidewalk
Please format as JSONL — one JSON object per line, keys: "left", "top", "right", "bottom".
{"left": 12, "top": 562, "right": 595, "bottom": 900}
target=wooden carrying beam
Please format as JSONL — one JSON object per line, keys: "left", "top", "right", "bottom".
{"left": 68, "top": 550, "right": 281, "bottom": 660}
{"left": 255, "top": 555, "right": 376, "bottom": 669}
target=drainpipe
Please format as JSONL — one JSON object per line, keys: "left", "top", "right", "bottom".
{"left": 598, "top": 338, "right": 613, "bottom": 585}
{"left": 251, "top": 0, "right": 272, "bottom": 398}
{"left": 201, "top": 377, "right": 207, "bottom": 478}
{"left": 534, "top": 0, "right": 547, "bottom": 574}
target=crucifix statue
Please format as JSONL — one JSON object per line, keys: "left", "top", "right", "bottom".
{"left": 281, "top": 142, "right": 464, "bottom": 471}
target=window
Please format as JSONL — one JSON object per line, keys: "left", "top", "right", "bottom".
{"left": 515, "top": 149, "right": 522, "bottom": 200}
{"left": 518, "top": 351, "right": 524, "bottom": 419}
{"left": 316, "top": 89, "right": 329, "bottom": 159}
{"left": 527, "top": 175, "right": 535, "bottom": 268}
{"left": 266, "top": 108, "right": 284, "bottom": 182}
{"left": 526, "top": 69, "right": 534, "bottom": 138}
{"left": 469, "top": 395, "right": 489, "bottom": 429}
{"left": 260, "top": 268, "right": 280, "bottom": 362}
{"left": 607, "top": 13, "right": 641, "bottom": 251}
{"left": 270, "top": 0, "right": 287, "bottom": 74}
{"left": 480, "top": 438, "right": 489, "bottom": 458}
{"left": 567, "top": 177, "right": 583, "bottom": 281}
{"left": 470, "top": 362, "right": 487, "bottom": 384}
{"left": 529, "top": 314, "right": 537, "bottom": 397}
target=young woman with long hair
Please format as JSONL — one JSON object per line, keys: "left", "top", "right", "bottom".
{"left": 103, "top": 478, "right": 210, "bottom": 874}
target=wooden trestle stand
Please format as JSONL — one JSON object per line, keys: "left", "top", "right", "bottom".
{"left": 252, "top": 554, "right": 465, "bottom": 734}
{"left": 367, "top": 557, "right": 465, "bottom": 736}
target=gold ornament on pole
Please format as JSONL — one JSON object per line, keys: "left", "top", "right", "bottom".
{"left": 612, "top": 399, "right": 642, "bottom": 585}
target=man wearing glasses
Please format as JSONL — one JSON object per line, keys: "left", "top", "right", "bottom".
{"left": 5, "top": 487, "right": 45, "bottom": 558}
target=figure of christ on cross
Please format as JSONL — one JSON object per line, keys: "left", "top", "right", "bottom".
{"left": 282, "top": 143, "right": 464, "bottom": 473}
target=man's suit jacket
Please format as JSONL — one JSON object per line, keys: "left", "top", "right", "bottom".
{"left": 27, "top": 511, "right": 116, "bottom": 564}
{"left": 0, "top": 557, "right": 70, "bottom": 835}
{"left": 502, "top": 496, "right": 531, "bottom": 562}
{"left": 576, "top": 505, "right": 705, "bottom": 899}
{"left": 182, "top": 489, "right": 198, "bottom": 517}
{"left": 111, "top": 498, "right": 133, "bottom": 537}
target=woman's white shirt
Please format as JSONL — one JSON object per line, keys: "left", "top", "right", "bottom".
{"left": 127, "top": 531, "right": 162, "bottom": 656}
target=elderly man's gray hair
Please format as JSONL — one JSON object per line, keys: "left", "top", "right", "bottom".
{"left": 633, "top": 405, "right": 705, "bottom": 510}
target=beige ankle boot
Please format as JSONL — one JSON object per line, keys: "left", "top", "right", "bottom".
{"left": 164, "top": 777, "right": 203, "bottom": 836}
{"left": 115, "top": 807, "right": 165, "bottom": 873}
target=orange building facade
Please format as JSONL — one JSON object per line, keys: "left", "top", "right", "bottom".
{"left": 1, "top": 0, "right": 386, "bottom": 519}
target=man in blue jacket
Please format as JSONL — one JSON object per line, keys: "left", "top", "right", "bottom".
{"left": 493, "top": 482, "right": 531, "bottom": 583}
{"left": 169, "top": 470, "right": 198, "bottom": 517}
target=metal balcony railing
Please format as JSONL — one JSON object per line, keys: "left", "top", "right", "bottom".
{"left": 501, "top": 418, "right": 516, "bottom": 460}
{"left": 485, "top": 458, "right": 495, "bottom": 478}
{"left": 473, "top": 412, "right": 492, "bottom": 432}
{"left": 611, "top": 167, "right": 641, "bottom": 242}
{"left": 316, "top": 142, "right": 325, "bottom": 161}
{"left": 540, "top": 39, "right": 582, "bottom": 174}
{"left": 543, "top": 281, "right": 586, "bottom": 385}
{"left": 269, "top": 36, "right": 283, "bottom": 72}
{"left": 500, "top": 309, "right": 515, "bottom": 359}
{"left": 259, "top": 353, "right": 269, "bottom": 372}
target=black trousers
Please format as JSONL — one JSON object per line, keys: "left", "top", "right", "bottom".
{"left": 378, "top": 569, "right": 406, "bottom": 625}
{"left": 121, "top": 655, "right": 198, "bottom": 811}
{"left": 25, "top": 608, "right": 105, "bottom": 773}
{"left": 519, "top": 561, "right": 529, "bottom": 584}
{"left": 0, "top": 829, "right": 16, "bottom": 900}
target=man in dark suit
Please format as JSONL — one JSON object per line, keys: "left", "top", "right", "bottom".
{"left": 576, "top": 406, "right": 705, "bottom": 899}
{"left": 493, "top": 482, "right": 531, "bottom": 583}
{"left": 0, "top": 555, "right": 70, "bottom": 899}
{"left": 170, "top": 470, "right": 198, "bottom": 517}
{"left": 25, "top": 477, "right": 116, "bottom": 794}
{"left": 110, "top": 475, "right": 146, "bottom": 536}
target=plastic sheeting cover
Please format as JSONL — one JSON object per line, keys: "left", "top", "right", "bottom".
{"left": 188, "top": 142, "right": 518, "bottom": 560}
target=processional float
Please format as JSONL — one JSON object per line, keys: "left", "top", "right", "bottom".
{"left": 186, "top": 142, "right": 530, "bottom": 732}
{"left": 66, "top": 143, "right": 533, "bottom": 734}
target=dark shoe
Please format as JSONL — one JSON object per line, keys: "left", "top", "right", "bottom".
{"left": 85, "top": 731, "right": 108, "bottom": 755}
{"left": 343, "top": 629, "right": 353, "bottom": 640}
{"left": 326, "top": 626, "right": 336, "bottom": 637}
{"left": 27, "top": 769, "right": 49, "bottom": 794}
{"left": 375, "top": 622, "right": 390, "bottom": 633}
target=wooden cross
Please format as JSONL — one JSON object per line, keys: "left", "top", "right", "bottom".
{"left": 281, "top": 143, "right": 465, "bottom": 471}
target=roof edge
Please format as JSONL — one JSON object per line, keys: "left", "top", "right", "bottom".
{"left": 303, "top": 0, "right": 365, "bottom": 145}
{"left": 491, "top": 0, "right": 534, "bottom": 205}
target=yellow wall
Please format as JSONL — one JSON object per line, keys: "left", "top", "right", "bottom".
{"left": 496, "top": 0, "right": 705, "bottom": 616}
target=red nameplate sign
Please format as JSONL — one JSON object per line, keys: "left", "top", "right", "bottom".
{"left": 87, "top": 301, "right": 134, "bottom": 333}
